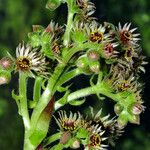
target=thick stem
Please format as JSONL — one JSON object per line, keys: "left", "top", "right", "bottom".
{"left": 23, "top": 131, "right": 36, "bottom": 150}
{"left": 19, "top": 73, "right": 33, "bottom": 150}
{"left": 33, "top": 77, "right": 42, "bottom": 104}
{"left": 19, "top": 73, "right": 30, "bottom": 130}
{"left": 30, "top": 63, "right": 65, "bottom": 132}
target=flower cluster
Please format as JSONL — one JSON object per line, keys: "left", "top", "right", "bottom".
{"left": 0, "top": 0, "right": 146, "bottom": 149}
{"left": 53, "top": 109, "right": 123, "bottom": 149}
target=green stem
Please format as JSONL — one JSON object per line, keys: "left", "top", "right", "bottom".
{"left": 24, "top": 132, "right": 35, "bottom": 150}
{"left": 19, "top": 73, "right": 35, "bottom": 150}
{"left": 55, "top": 82, "right": 119, "bottom": 110}
{"left": 44, "top": 132, "right": 61, "bottom": 147}
{"left": 53, "top": 68, "right": 82, "bottom": 91}
{"left": 63, "top": 1, "right": 74, "bottom": 46}
{"left": 30, "top": 63, "right": 66, "bottom": 132}
{"left": 19, "top": 73, "right": 30, "bottom": 130}
{"left": 33, "top": 77, "right": 42, "bottom": 104}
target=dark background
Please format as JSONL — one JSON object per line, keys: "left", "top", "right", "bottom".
{"left": 0, "top": 0, "right": 150, "bottom": 150}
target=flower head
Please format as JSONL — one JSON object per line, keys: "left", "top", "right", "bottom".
{"left": 54, "top": 110, "right": 82, "bottom": 132}
{"left": 44, "top": 21, "right": 63, "bottom": 37}
{"left": 16, "top": 43, "right": 47, "bottom": 76}
{"left": 86, "top": 21, "right": 110, "bottom": 43}
{"left": 76, "top": 0, "right": 96, "bottom": 22}
{"left": 117, "top": 23, "right": 140, "bottom": 46}
{"left": 89, "top": 107, "right": 123, "bottom": 146}
{"left": 102, "top": 42, "right": 118, "bottom": 59}
{"left": 87, "top": 124, "right": 108, "bottom": 150}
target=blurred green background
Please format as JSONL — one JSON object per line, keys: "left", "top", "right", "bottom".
{"left": 0, "top": 0, "right": 150, "bottom": 150}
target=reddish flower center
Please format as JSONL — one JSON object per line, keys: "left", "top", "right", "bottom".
{"left": 118, "top": 80, "right": 130, "bottom": 91}
{"left": 120, "top": 30, "right": 132, "bottom": 44}
{"left": 125, "top": 48, "right": 133, "bottom": 61}
{"left": 62, "top": 120, "right": 76, "bottom": 131}
{"left": 104, "top": 44, "right": 114, "bottom": 57}
{"left": 90, "top": 134, "right": 101, "bottom": 147}
{"left": 16, "top": 57, "right": 31, "bottom": 71}
{"left": 52, "top": 43, "right": 60, "bottom": 55}
{"left": 90, "top": 32, "right": 104, "bottom": 43}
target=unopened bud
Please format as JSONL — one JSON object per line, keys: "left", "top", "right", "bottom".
{"left": 60, "top": 131, "right": 71, "bottom": 144}
{"left": 32, "top": 25, "right": 43, "bottom": 32}
{"left": 117, "top": 114, "right": 128, "bottom": 128}
{"left": 77, "top": 56, "right": 88, "bottom": 69}
{"left": 87, "top": 50, "right": 100, "bottom": 61}
{"left": 0, "top": 57, "right": 13, "bottom": 70}
{"left": 0, "top": 71, "right": 11, "bottom": 85}
{"left": 89, "top": 61, "right": 100, "bottom": 74}
{"left": 114, "top": 103, "right": 123, "bottom": 115}
{"left": 71, "top": 140, "right": 80, "bottom": 149}
{"left": 131, "top": 103, "right": 144, "bottom": 115}
{"left": 130, "top": 115, "right": 140, "bottom": 125}
{"left": 0, "top": 77, "right": 8, "bottom": 85}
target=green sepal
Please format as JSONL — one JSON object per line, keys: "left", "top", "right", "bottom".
{"left": 28, "top": 32, "right": 42, "bottom": 47}
{"left": 76, "top": 127, "right": 89, "bottom": 145}
{"left": 89, "top": 60, "right": 100, "bottom": 74}
{"left": 76, "top": 55, "right": 92, "bottom": 75}
{"left": 71, "top": 30, "right": 87, "bottom": 44}
{"left": 29, "top": 97, "right": 55, "bottom": 147}
{"left": 69, "top": 98, "right": 85, "bottom": 106}
{"left": 41, "top": 43, "right": 54, "bottom": 59}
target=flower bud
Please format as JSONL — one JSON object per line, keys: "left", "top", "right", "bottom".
{"left": 114, "top": 103, "right": 123, "bottom": 115}
{"left": 87, "top": 50, "right": 100, "bottom": 61}
{"left": 130, "top": 115, "right": 140, "bottom": 125}
{"left": 117, "top": 114, "right": 128, "bottom": 128}
{"left": 0, "top": 57, "right": 13, "bottom": 70}
{"left": 76, "top": 56, "right": 88, "bottom": 69}
{"left": 89, "top": 61, "right": 100, "bottom": 74}
{"left": 60, "top": 131, "right": 71, "bottom": 144}
{"left": 0, "top": 70, "right": 11, "bottom": 85}
{"left": 71, "top": 139, "right": 80, "bottom": 149}
{"left": 0, "top": 77, "right": 8, "bottom": 85}
{"left": 32, "top": 25, "right": 43, "bottom": 32}
{"left": 131, "top": 103, "right": 144, "bottom": 115}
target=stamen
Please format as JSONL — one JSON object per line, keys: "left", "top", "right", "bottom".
{"left": 90, "top": 32, "right": 104, "bottom": 43}
{"left": 16, "top": 57, "right": 31, "bottom": 71}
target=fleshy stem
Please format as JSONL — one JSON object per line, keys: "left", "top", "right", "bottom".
{"left": 63, "top": 0, "right": 74, "bottom": 46}
{"left": 30, "top": 63, "right": 66, "bottom": 133}
{"left": 19, "top": 73, "right": 35, "bottom": 150}
{"left": 19, "top": 72, "right": 30, "bottom": 129}
{"left": 33, "top": 77, "right": 42, "bottom": 105}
